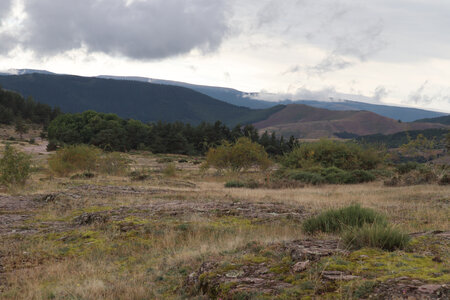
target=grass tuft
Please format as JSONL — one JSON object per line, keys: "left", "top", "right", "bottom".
{"left": 342, "top": 223, "right": 410, "bottom": 251}
{"left": 302, "top": 204, "right": 386, "bottom": 234}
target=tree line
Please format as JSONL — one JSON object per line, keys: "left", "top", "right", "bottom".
{"left": 0, "top": 87, "right": 61, "bottom": 126}
{"left": 47, "top": 110, "right": 298, "bottom": 155}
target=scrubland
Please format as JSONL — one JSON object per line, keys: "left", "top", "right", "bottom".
{"left": 0, "top": 131, "right": 449, "bottom": 299}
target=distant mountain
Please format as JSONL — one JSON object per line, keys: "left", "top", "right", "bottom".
{"left": 98, "top": 75, "right": 274, "bottom": 109}
{"left": 253, "top": 104, "right": 449, "bottom": 139}
{"left": 0, "top": 73, "right": 284, "bottom": 126}
{"left": 290, "top": 100, "right": 447, "bottom": 123}
{"left": 1, "top": 70, "right": 446, "bottom": 121}
{"left": 414, "top": 115, "right": 450, "bottom": 125}
{"left": 0, "top": 69, "right": 56, "bottom": 76}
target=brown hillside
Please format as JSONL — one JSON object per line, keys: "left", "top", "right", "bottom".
{"left": 253, "top": 104, "right": 449, "bottom": 138}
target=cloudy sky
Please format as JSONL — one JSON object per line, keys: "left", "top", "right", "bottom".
{"left": 0, "top": 0, "right": 449, "bottom": 112}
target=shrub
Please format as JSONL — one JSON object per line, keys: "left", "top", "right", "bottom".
{"left": 225, "top": 179, "right": 260, "bottom": 189}
{"left": 98, "top": 152, "right": 130, "bottom": 176}
{"left": 344, "top": 170, "right": 376, "bottom": 184}
{"left": 48, "top": 145, "right": 100, "bottom": 176}
{"left": 283, "top": 167, "right": 376, "bottom": 185}
{"left": 320, "top": 166, "right": 349, "bottom": 184}
{"left": 302, "top": 204, "right": 387, "bottom": 234}
{"left": 70, "top": 172, "right": 95, "bottom": 180}
{"left": 396, "top": 162, "right": 420, "bottom": 174}
{"left": 129, "top": 170, "right": 151, "bottom": 181}
{"left": 282, "top": 140, "right": 381, "bottom": 171}
{"left": 225, "top": 180, "right": 245, "bottom": 188}
{"left": 157, "top": 157, "right": 173, "bottom": 163}
{"left": 205, "top": 137, "right": 272, "bottom": 172}
{"left": 439, "top": 173, "right": 450, "bottom": 185}
{"left": 288, "top": 170, "right": 325, "bottom": 185}
{"left": 46, "top": 140, "right": 59, "bottom": 152}
{"left": 0, "top": 145, "right": 32, "bottom": 187}
{"left": 162, "top": 163, "right": 176, "bottom": 177}
{"left": 342, "top": 223, "right": 410, "bottom": 251}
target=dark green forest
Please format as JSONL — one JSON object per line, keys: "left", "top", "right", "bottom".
{"left": 48, "top": 111, "right": 298, "bottom": 155}
{"left": 355, "top": 129, "right": 449, "bottom": 149}
{"left": 0, "top": 74, "right": 285, "bottom": 126}
{"left": 0, "top": 87, "right": 60, "bottom": 126}
{"left": 414, "top": 115, "right": 450, "bottom": 125}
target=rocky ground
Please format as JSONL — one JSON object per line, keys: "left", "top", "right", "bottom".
{"left": 0, "top": 147, "right": 449, "bottom": 299}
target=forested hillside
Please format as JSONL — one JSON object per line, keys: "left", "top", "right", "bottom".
{"left": 355, "top": 128, "right": 449, "bottom": 149}
{"left": 48, "top": 111, "right": 297, "bottom": 155}
{"left": 0, "top": 87, "right": 60, "bottom": 125}
{"left": 414, "top": 115, "right": 450, "bottom": 125}
{"left": 0, "top": 74, "right": 284, "bottom": 126}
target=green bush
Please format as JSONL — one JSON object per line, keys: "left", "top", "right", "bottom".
{"left": 320, "top": 167, "right": 349, "bottom": 184}
{"left": 288, "top": 170, "right": 325, "bottom": 185}
{"left": 342, "top": 223, "right": 410, "bottom": 251}
{"left": 205, "top": 137, "right": 272, "bottom": 172}
{"left": 344, "top": 170, "right": 376, "bottom": 184}
{"left": 302, "top": 204, "right": 387, "bottom": 234}
{"left": 396, "top": 162, "right": 420, "bottom": 174}
{"left": 0, "top": 145, "right": 32, "bottom": 187}
{"left": 282, "top": 140, "right": 381, "bottom": 171}
{"left": 284, "top": 167, "right": 376, "bottom": 185}
{"left": 48, "top": 145, "right": 100, "bottom": 176}
{"left": 224, "top": 179, "right": 260, "bottom": 189}
{"left": 224, "top": 180, "right": 245, "bottom": 188}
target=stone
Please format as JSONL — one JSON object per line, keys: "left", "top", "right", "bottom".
{"left": 417, "top": 284, "right": 442, "bottom": 294}
{"left": 292, "top": 260, "right": 310, "bottom": 273}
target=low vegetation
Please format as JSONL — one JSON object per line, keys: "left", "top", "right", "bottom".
{"left": 342, "top": 223, "right": 410, "bottom": 251}
{"left": 48, "top": 144, "right": 131, "bottom": 176}
{"left": 204, "top": 137, "right": 272, "bottom": 172}
{"left": 302, "top": 204, "right": 387, "bottom": 234}
{"left": 0, "top": 144, "right": 32, "bottom": 187}
{"left": 0, "top": 118, "right": 448, "bottom": 299}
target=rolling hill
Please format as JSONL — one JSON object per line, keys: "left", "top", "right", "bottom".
{"left": 1, "top": 69, "right": 446, "bottom": 121}
{"left": 253, "top": 104, "right": 449, "bottom": 138}
{"left": 0, "top": 73, "right": 284, "bottom": 126}
{"left": 99, "top": 74, "right": 447, "bottom": 122}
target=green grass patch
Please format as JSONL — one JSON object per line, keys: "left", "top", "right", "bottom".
{"left": 302, "top": 204, "right": 387, "bottom": 234}
{"left": 342, "top": 223, "right": 410, "bottom": 251}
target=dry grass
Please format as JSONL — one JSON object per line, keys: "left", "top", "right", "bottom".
{"left": 0, "top": 145, "right": 449, "bottom": 299}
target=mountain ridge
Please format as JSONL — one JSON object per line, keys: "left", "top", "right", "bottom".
{"left": 1, "top": 69, "right": 446, "bottom": 121}
{"left": 253, "top": 104, "right": 449, "bottom": 139}
{"left": 0, "top": 73, "right": 284, "bottom": 126}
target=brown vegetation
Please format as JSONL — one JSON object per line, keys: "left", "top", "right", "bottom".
{"left": 253, "top": 104, "right": 449, "bottom": 138}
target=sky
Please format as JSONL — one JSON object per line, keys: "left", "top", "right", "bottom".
{"left": 0, "top": 0, "right": 449, "bottom": 113}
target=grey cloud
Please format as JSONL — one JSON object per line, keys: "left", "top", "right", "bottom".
{"left": 407, "top": 82, "right": 450, "bottom": 106}
{"left": 255, "top": 85, "right": 388, "bottom": 104}
{"left": 2, "top": 0, "right": 230, "bottom": 59}
{"left": 307, "top": 54, "right": 353, "bottom": 75}
{"left": 373, "top": 86, "right": 388, "bottom": 102}
{"left": 0, "top": 0, "right": 13, "bottom": 22}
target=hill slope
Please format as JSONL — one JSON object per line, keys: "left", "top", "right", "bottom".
{"left": 414, "top": 115, "right": 450, "bottom": 125}
{"left": 99, "top": 75, "right": 447, "bottom": 121}
{"left": 0, "top": 74, "right": 284, "bottom": 126}
{"left": 253, "top": 104, "right": 449, "bottom": 138}
{"left": 2, "top": 70, "right": 446, "bottom": 121}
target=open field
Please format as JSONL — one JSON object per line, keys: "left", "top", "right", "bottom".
{"left": 0, "top": 136, "right": 449, "bottom": 299}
